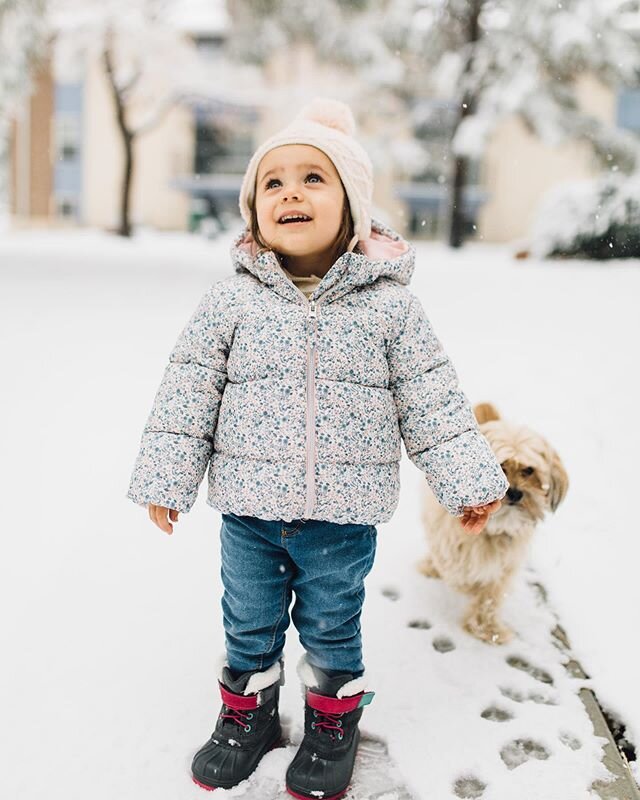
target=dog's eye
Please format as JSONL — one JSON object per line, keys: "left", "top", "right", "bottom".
{"left": 521, "top": 467, "right": 534, "bottom": 476}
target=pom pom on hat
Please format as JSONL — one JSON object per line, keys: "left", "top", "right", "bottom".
{"left": 238, "top": 96, "right": 374, "bottom": 248}
{"left": 294, "top": 97, "right": 357, "bottom": 138}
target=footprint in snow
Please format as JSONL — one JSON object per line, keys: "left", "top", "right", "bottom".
{"left": 480, "top": 705, "right": 514, "bottom": 722}
{"left": 505, "top": 655, "right": 554, "bottom": 685}
{"left": 432, "top": 636, "right": 456, "bottom": 653}
{"left": 527, "top": 580, "right": 548, "bottom": 606}
{"left": 499, "top": 686, "right": 557, "bottom": 705}
{"left": 500, "top": 738, "right": 551, "bottom": 770}
{"left": 452, "top": 775, "right": 487, "bottom": 798}
{"left": 381, "top": 587, "right": 400, "bottom": 602}
{"left": 559, "top": 731, "right": 582, "bottom": 750}
{"left": 407, "top": 619, "right": 432, "bottom": 630}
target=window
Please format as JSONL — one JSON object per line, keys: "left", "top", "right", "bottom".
{"left": 55, "top": 115, "right": 81, "bottom": 162}
{"left": 194, "top": 113, "right": 253, "bottom": 175}
{"left": 56, "top": 194, "right": 78, "bottom": 219}
{"left": 617, "top": 88, "right": 640, "bottom": 132}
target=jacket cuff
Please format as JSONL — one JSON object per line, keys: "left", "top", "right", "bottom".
{"left": 126, "top": 430, "right": 212, "bottom": 513}
{"left": 415, "top": 429, "right": 509, "bottom": 516}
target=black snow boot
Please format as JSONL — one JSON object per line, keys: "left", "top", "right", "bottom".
{"left": 286, "top": 663, "right": 374, "bottom": 800}
{"left": 191, "top": 662, "right": 284, "bottom": 791}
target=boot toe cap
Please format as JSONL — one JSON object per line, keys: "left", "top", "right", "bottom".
{"left": 286, "top": 750, "right": 349, "bottom": 799}
{"left": 192, "top": 741, "right": 245, "bottom": 788}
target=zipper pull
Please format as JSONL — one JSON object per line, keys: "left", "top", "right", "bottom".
{"left": 308, "top": 299, "right": 317, "bottom": 320}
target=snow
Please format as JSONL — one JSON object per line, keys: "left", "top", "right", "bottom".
{"left": 529, "top": 172, "right": 640, "bottom": 258}
{"left": 167, "top": 0, "right": 231, "bottom": 36}
{"left": 1, "top": 225, "right": 639, "bottom": 798}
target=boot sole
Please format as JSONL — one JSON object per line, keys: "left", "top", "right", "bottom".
{"left": 286, "top": 787, "right": 349, "bottom": 800}
{"left": 191, "top": 735, "right": 284, "bottom": 792}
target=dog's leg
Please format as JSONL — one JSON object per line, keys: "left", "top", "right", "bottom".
{"left": 417, "top": 554, "right": 441, "bottom": 579}
{"left": 462, "top": 582, "right": 514, "bottom": 645}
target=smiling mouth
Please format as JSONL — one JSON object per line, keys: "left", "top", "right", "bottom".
{"left": 279, "top": 219, "right": 313, "bottom": 226}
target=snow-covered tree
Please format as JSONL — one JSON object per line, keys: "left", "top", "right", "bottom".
{"left": 386, "top": 0, "right": 640, "bottom": 247}
{"left": 529, "top": 171, "right": 640, "bottom": 258}
{"left": 0, "top": 0, "right": 48, "bottom": 208}
{"left": 223, "top": 0, "right": 640, "bottom": 249}
{"left": 223, "top": 0, "right": 431, "bottom": 189}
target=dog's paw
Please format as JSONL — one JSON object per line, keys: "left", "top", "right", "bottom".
{"left": 417, "top": 555, "right": 441, "bottom": 579}
{"left": 463, "top": 616, "right": 514, "bottom": 645}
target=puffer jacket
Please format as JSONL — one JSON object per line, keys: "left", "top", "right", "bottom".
{"left": 126, "top": 218, "right": 508, "bottom": 525}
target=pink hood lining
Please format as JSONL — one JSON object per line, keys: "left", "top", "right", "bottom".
{"left": 237, "top": 228, "right": 409, "bottom": 262}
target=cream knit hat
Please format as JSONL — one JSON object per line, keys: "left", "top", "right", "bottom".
{"left": 238, "top": 97, "right": 374, "bottom": 252}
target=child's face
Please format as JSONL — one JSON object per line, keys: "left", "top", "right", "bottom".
{"left": 254, "top": 144, "right": 346, "bottom": 262}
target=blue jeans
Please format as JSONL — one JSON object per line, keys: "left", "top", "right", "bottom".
{"left": 220, "top": 513, "right": 377, "bottom": 678}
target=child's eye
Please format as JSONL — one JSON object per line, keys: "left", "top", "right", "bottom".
{"left": 264, "top": 172, "right": 323, "bottom": 190}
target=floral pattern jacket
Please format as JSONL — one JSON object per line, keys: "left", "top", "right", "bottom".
{"left": 126, "top": 218, "right": 508, "bottom": 525}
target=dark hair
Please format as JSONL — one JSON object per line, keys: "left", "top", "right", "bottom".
{"left": 248, "top": 180, "right": 356, "bottom": 269}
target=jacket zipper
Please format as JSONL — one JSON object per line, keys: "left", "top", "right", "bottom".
{"left": 271, "top": 261, "right": 325, "bottom": 518}
{"left": 304, "top": 298, "right": 319, "bottom": 518}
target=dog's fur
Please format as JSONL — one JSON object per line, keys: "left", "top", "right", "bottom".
{"left": 418, "top": 402, "right": 569, "bottom": 644}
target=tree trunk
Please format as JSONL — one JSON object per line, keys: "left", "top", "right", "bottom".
{"left": 102, "top": 35, "right": 137, "bottom": 237}
{"left": 447, "top": 148, "right": 470, "bottom": 249}
{"left": 120, "top": 131, "right": 134, "bottom": 238}
{"left": 446, "top": 0, "right": 483, "bottom": 249}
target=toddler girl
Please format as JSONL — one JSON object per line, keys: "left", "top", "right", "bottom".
{"left": 127, "top": 97, "right": 508, "bottom": 799}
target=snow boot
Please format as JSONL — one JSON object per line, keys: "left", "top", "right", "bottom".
{"left": 191, "top": 660, "right": 284, "bottom": 791}
{"left": 286, "top": 660, "right": 374, "bottom": 800}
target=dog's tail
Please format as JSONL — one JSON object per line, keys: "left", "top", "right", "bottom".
{"left": 474, "top": 402, "right": 501, "bottom": 424}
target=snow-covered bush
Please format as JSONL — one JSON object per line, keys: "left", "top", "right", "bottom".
{"left": 529, "top": 172, "right": 640, "bottom": 259}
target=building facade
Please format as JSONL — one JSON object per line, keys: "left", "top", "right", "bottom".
{"left": 8, "top": 33, "right": 640, "bottom": 243}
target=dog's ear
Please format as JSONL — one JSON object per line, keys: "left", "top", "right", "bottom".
{"left": 546, "top": 447, "right": 569, "bottom": 512}
{"left": 474, "top": 403, "right": 501, "bottom": 425}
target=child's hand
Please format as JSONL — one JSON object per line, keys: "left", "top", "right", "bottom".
{"left": 148, "top": 504, "right": 180, "bottom": 535}
{"left": 460, "top": 499, "right": 502, "bottom": 535}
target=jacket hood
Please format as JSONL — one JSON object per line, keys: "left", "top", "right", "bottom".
{"left": 229, "top": 217, "right": 415, "bottom": 306}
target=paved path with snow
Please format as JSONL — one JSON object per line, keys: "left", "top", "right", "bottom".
{"left": 2, "top": 230, "right": 638, "bottom": 799}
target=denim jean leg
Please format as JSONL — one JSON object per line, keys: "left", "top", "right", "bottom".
{"left": 287, "top": 521, "right": 377, "bottom": 676}
{"left": 220, "top": 514, "right": 295, "bottom": 674}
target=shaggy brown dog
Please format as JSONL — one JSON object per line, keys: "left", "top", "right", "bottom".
{"left": 418, "top": 402, "right": 569, "bottom": 644}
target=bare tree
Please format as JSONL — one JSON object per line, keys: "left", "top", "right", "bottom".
{"left": 53, "top": 0, "right": 210, "bottom": 236}
{"left": 101, "top": 23, "right": 178, "bottom": 236}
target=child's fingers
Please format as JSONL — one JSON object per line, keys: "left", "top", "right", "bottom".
{"left": 461, "top": 511, "right": 488, "bottom": 535}
{"left": 158, "top": 507, "right": 172, "bottom": 534}
{"left": 461, "top": 517, "right": 478, "bottom": 533}
{"left": 169, "top": 509, "right": 179, "bottom": 523}
{"left": 148, "top": 504, "right": 173, "bottom": 534}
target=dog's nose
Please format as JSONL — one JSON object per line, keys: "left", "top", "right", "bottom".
{"left": 507, "top": 487, "right": 523, "bottom": 503}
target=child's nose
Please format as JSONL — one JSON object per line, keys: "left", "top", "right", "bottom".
{"left": 283, "top": 187, "right": 302, "bottom": 201}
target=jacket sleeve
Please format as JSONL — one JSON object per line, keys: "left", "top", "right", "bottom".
{"left": 387, "top": 293, "right": 508, "bottom": 516}
{"left": 126, "top": 283, "right": 232, "bottom": 513}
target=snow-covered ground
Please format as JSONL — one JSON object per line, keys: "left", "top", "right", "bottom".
{"left": 1, "top": 225, "right": 639, "bottom": 799}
